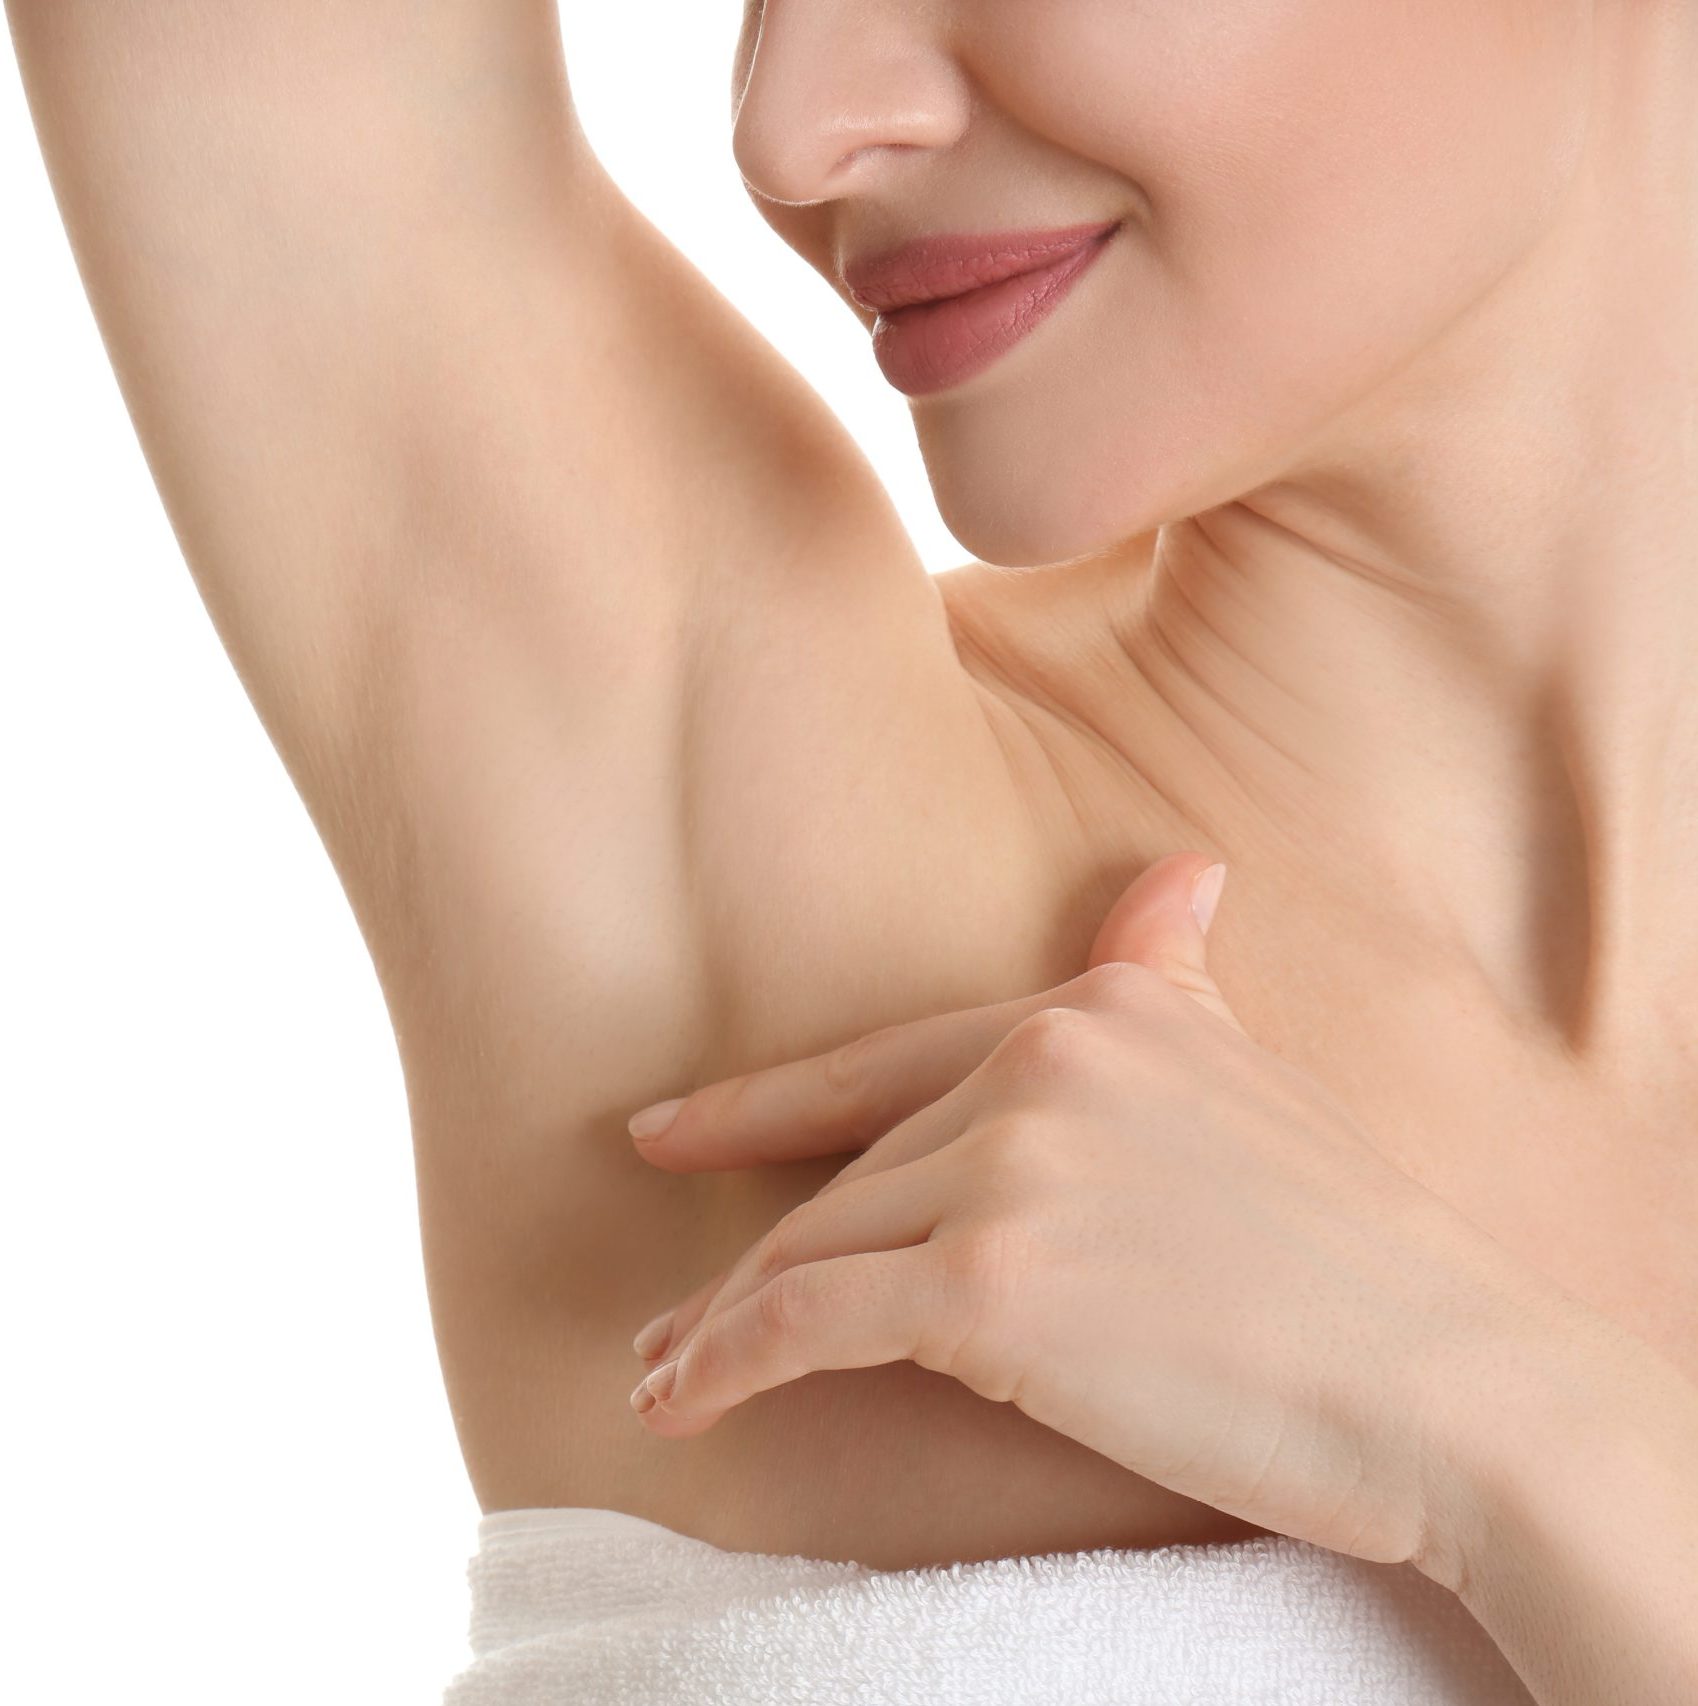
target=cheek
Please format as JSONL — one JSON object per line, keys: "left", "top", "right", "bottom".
{"left": 1139, "top": 1, "right": 1586, "bottom": 373}
{"left": 933, "top": 0, "right": 1588, "bottom": 563}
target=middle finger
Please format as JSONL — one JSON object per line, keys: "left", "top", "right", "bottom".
{"left": 634, "top": 1085, "right": 978, "bottom": 1365}
{"left": 640, "top": 1144, "right": 958, "bottom": 1387}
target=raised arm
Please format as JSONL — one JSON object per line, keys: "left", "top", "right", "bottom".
{"left": 5, "top": 0, "right": 955, "bottom": 1034}
{"left": 7, "top": 2, "right": 605, "bottom": 809}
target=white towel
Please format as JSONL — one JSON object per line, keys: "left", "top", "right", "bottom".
{"left": 442, "top": 1505, "right": 1534, "bottom": 1705}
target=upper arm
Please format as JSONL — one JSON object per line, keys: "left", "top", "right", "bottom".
{"left": 11, "top": 0, "right": 625, "bottom": 821}
{"left": 9, "top": 0, "right": 988, "bottom": 1117}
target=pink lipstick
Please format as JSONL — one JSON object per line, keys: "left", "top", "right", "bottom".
{"left": 842, "top": 219, "right": 1121, "bottom": 397}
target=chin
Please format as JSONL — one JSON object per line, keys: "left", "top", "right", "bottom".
{"left": 921, "top": 438, "right": 1169, "bottom": 571}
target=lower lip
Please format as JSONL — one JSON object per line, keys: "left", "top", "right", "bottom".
{"left": 869, "top": 226, "right": 1119, "bottom": 398}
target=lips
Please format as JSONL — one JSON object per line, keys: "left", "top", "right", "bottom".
{"left": 841, "top": 219, "right": 1123, "bottom": 315}
{"left": 848, "top": 219, "right": 1123, "bottom": 398}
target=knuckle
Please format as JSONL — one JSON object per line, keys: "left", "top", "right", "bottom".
{"left": 993, "top": 1004, "right": 1104, "bottom": 1083}
{"left": 822, "top": 1027, "right": 886, "bottom": 1101}
{"left": 680, "top": 1313, "right": 726, "bottom": 1387}
{"left": 950, "top": 1216, "right": 1027, "bottom": 1296}
{"left": 929, "top": 1219, "right": 1032, "bottom": 1401}
{"left": 755, "top": 1266, "right": 810, "bottom": 1344}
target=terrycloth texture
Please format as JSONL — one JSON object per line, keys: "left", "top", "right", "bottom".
{"left": 443, "top": 1505, "right": 1535, "bottom": 1706}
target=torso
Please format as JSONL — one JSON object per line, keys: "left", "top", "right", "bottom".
{"left": 402, "top": 560, "right": 1698, "bottom": 1572}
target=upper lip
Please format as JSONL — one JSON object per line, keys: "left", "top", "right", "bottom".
{"left": 841, "top": 219, "right": 1121, "bottom": 314}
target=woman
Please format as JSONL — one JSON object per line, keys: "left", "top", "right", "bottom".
{"left": 10, "top": 1, "right": 1696, "bottom": 1701}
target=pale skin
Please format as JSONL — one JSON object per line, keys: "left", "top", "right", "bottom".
{"left": 630, "top": 854, "right": 1698, "bottom": 1703}
{"left": 8, "top": 0, "right": 1697, "bottom": 1701}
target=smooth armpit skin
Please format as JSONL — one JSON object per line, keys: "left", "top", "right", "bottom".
{"left": 16, "top": 0, "right": 1215, "bottom": 1568}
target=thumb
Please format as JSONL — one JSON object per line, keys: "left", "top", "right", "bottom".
{"left": 1085, "top": 852, "right": 1242, "bottom": 1034}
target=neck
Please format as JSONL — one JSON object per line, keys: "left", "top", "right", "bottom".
{"left": 1093, "top": 18, "right": 1698, "bottom": 1074}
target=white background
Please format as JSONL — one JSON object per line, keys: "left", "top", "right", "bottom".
{"left": 1, "top": 5, "right": 955, "bottom": 1701}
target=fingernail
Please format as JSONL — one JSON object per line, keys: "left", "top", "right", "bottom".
{"left": 645, "top": 1359, "right": 679, "bottom": 1404}
{"left": 629, "top": 1376, "right": 657, "bottom": 1415}
{"left": 628, "top": 1097, "right": 686, "bottom": 1142}
{"left": 1191, "top": 863, "right": 1227, "bottom": 935}
{"left": 632, "top": 1312, "right": 673, "bottom": 1360}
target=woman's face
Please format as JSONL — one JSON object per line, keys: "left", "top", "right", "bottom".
{"left": 730, "top": 0, "right": 1593, "bottom": 567}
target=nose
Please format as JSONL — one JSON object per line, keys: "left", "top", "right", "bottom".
{"left": 731, "top": 1, "right": 973, "bottom": 208}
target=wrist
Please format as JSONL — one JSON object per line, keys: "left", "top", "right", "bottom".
{"left": 1414, "top": 1290, "right": 1698, "bottom": 1706}
{"left": 1414, "top": 1278, "right": 1697, "bottom": 1602}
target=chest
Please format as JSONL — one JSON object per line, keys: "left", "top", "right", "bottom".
{"left": 696, "top": 746, "right": 1698, "bottom": 1395}
{"left": 1339, "top": 1056, "right": 1698, "bottom": 1387}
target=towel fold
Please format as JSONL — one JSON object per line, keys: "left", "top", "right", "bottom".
{"left": 442, "top": 1505, "right": 1534, "bottom": 1705}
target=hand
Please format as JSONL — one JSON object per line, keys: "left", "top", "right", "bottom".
{"left": 623, "top": 852, "right": 1573, "bottom": 1576}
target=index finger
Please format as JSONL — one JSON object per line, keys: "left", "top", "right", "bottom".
{"left": 627, "top": 987, "right": 1056, "bottom": 1172}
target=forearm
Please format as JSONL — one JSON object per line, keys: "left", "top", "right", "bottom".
{"left": 1422, "top": 1307, "right": 1698, "bottom": 1706}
